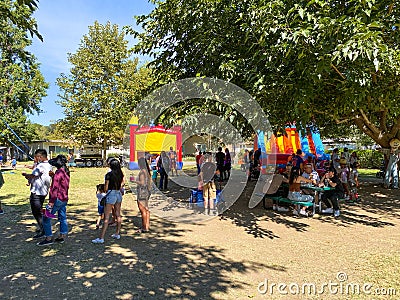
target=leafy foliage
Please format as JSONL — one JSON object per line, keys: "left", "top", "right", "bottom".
{"left": 0, "top": 0, "right": 42, "bottom": 41}
{"left": 56, "top": 21, "right": 153, "bottom": 155}
{"left": 132, "top": 0, "right": 400, "bottom": 147}
{"left": 0, "top": 0, "right": 48, "bottom": 146}
{"left": 0, "top": 107, "right": 37, "bottom": 148}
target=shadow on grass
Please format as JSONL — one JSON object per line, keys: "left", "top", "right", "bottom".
{"left": 0, "top": 206, "right": 286, "bottom": 299}
{"left": 217, "top": 181, "right": 310, "bottom": 238}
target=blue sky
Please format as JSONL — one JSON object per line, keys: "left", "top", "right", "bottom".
{"left": 28, "top": 0, "right": 154, "bottom": 126}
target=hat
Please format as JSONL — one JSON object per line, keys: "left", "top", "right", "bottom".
{"left": 389, "top": 138, "right": 400, "bottom": 149}
{"left": 339, "top": 158, "right": 347, "bottom": 165}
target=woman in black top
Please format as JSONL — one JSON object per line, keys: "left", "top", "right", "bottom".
{"left": 92, "top": 159, "right": 124, "bottom": 244}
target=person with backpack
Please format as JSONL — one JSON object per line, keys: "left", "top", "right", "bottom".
{"left": 158, "top": 151, "right": 170, "bottom": 190}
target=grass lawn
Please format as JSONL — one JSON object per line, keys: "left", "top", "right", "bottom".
{"left": 358, "top": 168, "right": 381, "bottom": 178}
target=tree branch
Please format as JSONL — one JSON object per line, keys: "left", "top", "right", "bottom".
{"left": 358, "top": 108, "right": 380, "bottom": 136}
{"left": 379, "top": 108, "right": 388, "bottom": 132}
{"left": 330, "top": 63, "right": 346, "bottom": 80}
{"left": 389, "top": 116, "right": 400, "bottom": 138}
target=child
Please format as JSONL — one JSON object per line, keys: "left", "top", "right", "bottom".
{"left": 151, "top": 166, "right": 158, "bottom": 186}
{"left": 96, "top": 184, "right": 106, "bottom": 229}
{"left": 349, "top": 162, "right": 360, "bottom": 201}
{"left": 339, "top": 159, "right": 350, "bottom": 200}
{"left": 11, "top": 157, "right": 17, "bottom": 169}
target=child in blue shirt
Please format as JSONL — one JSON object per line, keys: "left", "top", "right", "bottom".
{"left": 96, "top": 184, "right": 106, "bottom": 229}
{"left": 11, "top": 157, "right": 17, "bottom": 169}
{"left": 152, "top": 166, "right": 158, "bottom": 185}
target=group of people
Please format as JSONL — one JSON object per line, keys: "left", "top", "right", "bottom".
{"left": 196, "top": 147, "right": 232, "bottom": 181}
{"left": 148, "top": 147, "right": 179, "bottom": 191}
{"left": 285, "top": 163, "right": 345, "bottom": 217}
{"left": 22, "top": 149, "right": 70, "bottom": 246}
{"left": 92, "top": 155, "right": 153, "bottom": 243}
{"left": 265, "top": 148, "right": 361, "bottom": 218}
{"left": 19, "top": 149, "right": 147, "bottom": 246}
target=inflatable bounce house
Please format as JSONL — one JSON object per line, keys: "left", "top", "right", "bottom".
{"left": 128, "top": 116, "right": 183, "bottom": 170}
{"left": 256, "top": 126, "right": 330, "bottom": 172}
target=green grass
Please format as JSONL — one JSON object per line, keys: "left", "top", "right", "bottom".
{"left": 358, "top": 168, "right": 380, "bottom": 178}
{"left": 0, "top": 167, "right": 128, "bottom": 212}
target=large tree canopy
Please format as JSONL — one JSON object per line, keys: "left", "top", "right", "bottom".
{"left": 0, "top": 0, "right": 48, "bottom": 147}
{"left": 57, "top": 21, "right": 153, "bottom": 157}
{"left": 132, "top": 0, "right": 400, "bottom": 147}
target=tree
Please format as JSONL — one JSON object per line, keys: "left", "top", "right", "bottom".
{"left": 0, "top": 0, "right": 48, "bottom": 146}
{"left": 132, "top": 0, "right": 400, "bottom": 148}
{"left": 57, "top": 21, "right": 153, "bottom": 158}
{"left": 0, "top": 0, "right": 42, "bottom": 41}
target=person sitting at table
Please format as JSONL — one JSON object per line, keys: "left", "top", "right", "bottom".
{"left": 302, "top": 163, "right": 321, "bottom": 202}
{"left": 319, "top": 166, "right": 344, "bottom": 217}
{"left": 262, "top": 172, "right": 289, "bottom": 211}
{"left": 302, "top": 163, "right": 320, "bottom": 183}
{"left": 288, "top": 166, "right": 315, "bottom": 216}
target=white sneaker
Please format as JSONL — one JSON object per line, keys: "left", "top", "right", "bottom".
{"left": 111, "top": 234, "right": 120, "bottom": 240}
{"left": 334, "top": 210, "right": 340, "bottom": 217}
{"left": 321, "top": 208, "right": 333, "bottom": 214}
{"left": 299, "top": 210, "right": 308, "bottom": 217}
{"left": 92, "top": 238, "right": 104, "bottom": 244}
{"left": 277, "top": 206, "right": 289, "bottom": 212}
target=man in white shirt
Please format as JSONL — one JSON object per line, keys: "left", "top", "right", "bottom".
{"left": 23, "top": 149, "right": 52, "bottom": 238}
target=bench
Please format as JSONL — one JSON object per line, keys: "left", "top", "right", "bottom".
{"left": 269, "top": 196, "right": 314, "bottom": 207}
{"left": 260, "top": 194, "right": 315, "bottom": 210}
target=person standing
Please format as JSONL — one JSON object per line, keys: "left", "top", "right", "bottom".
{"left": 158, "top": 151, "right": 170, "bottom": 190}
{"left": 349, "top": 151, "right": 358, "bottom": 171}
{"left": 134, "top": 157, "right": 152, "bottom": 233}
{"left": 22, "top": 149, "right": 52, "bottom": 239}
{"left": 0, "top": 170, "right": 4, "bottom": 214}
{"left": 168, "top": 147, "right": 178, "bottom": 176}
{"left": 291, "top": 149, "right": 304, "bottom": 172}
{"left": 342, "top": 147, "right": 351, "bottom": 169}
{"left": 92, "top": 159, "right": 124, "bottom": 244}
{"left": 384, "top": 141, "right": 399, "bottom": 189}
{"left": 215, "top": 147, "right": 225, "bottom": 181}
{"left": 195, "top": 151, "right": 203, "bottom": 175}
{"left": 37, "top": 155, "right": 70, "bottom": 246}
{"left": 11, "top": 157, "right": 17, "bottom": 169}
{"left": 331, "top": 148, "right": 340, "bottom": 172}
{"left": 224, "top": 148, "right": 232, "bottom": 180}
